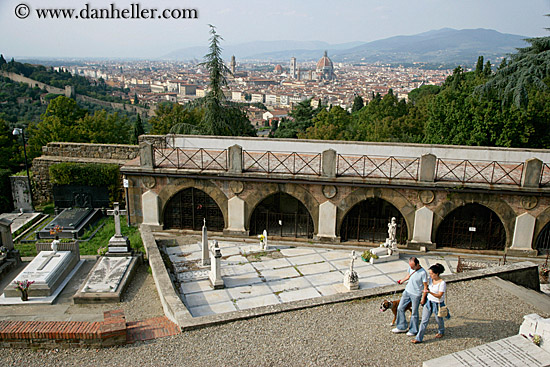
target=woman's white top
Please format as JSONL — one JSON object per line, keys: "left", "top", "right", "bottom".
{"left": 427, "top": 279, "right": 446, "bottom": 303}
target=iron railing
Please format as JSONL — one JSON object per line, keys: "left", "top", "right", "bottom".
{"left": 540, "top": 163, "right": 550, "bottom": 187}
{"left": 435, "top": 159, "right": 523, "bottom": 186}
{"left": 243, "top": 150, "right": 322, "bottom": 175}
{"left": 153, "top": 145, "right": 228, "bottom": 171}
{"left": 337, "top": 154, "right": 419, "bottom": 180}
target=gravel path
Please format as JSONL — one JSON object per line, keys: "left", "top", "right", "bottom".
{"left": 1, "top": 278, "right": 548, "bottom": 367}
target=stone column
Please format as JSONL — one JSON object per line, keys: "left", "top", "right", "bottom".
{"left": 209, "top": 241, "right": 224, "bottom": 289}
{"left": 521, "top": 158, "right": 543, "bottom": 188}
{"left": 509, "top": 213, "right": 537, "bottom": 256}
{"left": 224, "top": 196, "right": 247, "bottom": 236}
{"left": 322, "top": 149, "right": 337, "bottom": 178}
{"left": 228, "top": 145, "right": 243, "bottom": 174}
{"left": 419, "top": 154, "right": 437, "bottom": 182}
{"left": 139, "top": 141, "right": 154, "bottom": 168}
{"left": 141, "top": 190, "right": 161, "bottom": 229}
{"left": 410, "top": 206, "right": 434, "bottom": 249}
{"left": 201, "top": 220, "right": 210, "bottom": 266}
{"left": 315, "top": 201, "right": 339, "bottom": 242}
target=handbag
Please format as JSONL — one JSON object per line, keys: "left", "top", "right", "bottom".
{"left": 437, "top": 283, "right": 449, "bottom": 317}
{"left": 437, "top": 304, "right": 448, "bottom": 318}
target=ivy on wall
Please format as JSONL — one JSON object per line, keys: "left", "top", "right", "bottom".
{"left": 49, "top": 162, "right": 121, "bottom": 202}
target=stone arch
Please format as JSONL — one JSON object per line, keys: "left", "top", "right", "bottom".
{"left": 432, "top": 193, "right": 515, "bottom": 249}
{"left": 533, "top": 207, "right": 550, "bottom": 254}
{"left": 158, "top": 178, "right": 228, "bottom": 229}
{"left": 336, "top": 187, "right": 415, "bottom": 241}
{"left": 244, "top": 183, "right": 319, "bottom": 235}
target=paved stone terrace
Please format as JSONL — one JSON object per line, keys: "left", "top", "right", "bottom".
{"left": 161, "top": 238, "right": 458, "bottom": 318}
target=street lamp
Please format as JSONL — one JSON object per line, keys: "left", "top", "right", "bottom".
{"left": 12, "top": 127, "right": 34, "bottom": 210}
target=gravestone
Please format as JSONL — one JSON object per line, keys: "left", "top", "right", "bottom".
{"left": 10, "top": 176, "right": 33, "bottom": 212}
{"left": 52, "top": 185, "right": 109, "bottom": 209}
{"left": 4, "top": 250, "right": 79, "bottom": 297}
{"left": 106, "top": 202, "right": 131, "bottom": 255}
{"left": 343, "top": 250, "right": 359, "bottom": 290}
{"left": 209, "top": 240, "right": 224, "bottom": 289}
{"left": 0, "top": 218, "right": 21, "bottom": 279}
{"left": 74, "top": 203, "right": 141, "bottom": 303}
{"left": 38, "top": 207, "right": 102, "bottom": 239}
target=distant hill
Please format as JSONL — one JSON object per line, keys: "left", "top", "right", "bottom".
{"left": 164, "top": 28, "right": 528, "bottom": 66}
{"left": 161, "top": 40, "right": 364, "bottom": 61}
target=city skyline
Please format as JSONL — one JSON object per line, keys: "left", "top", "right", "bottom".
{"left": 0, "top": 0, "right": 549, "bottom": 59}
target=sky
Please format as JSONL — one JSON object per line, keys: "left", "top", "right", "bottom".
{"left": 0, "top": 0, "right": 549, "bottom": 59}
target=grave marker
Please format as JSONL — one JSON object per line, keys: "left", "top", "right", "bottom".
{"left": 106, "top": 202, "right": 131, "bottom": 255}
{"left": 202, "top": 218, "right": 210, "bottom": 266}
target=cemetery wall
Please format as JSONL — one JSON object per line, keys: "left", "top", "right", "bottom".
{"left": 32, "top": 142, "right": 139, "bottom": 204}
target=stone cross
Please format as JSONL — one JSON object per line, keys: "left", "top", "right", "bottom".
{"left": 349, "top": 250, "right": 357, "bottom": 273}
{"left": 107, "top": 202, "right": 127, "bottom": 238}
{"left": 202, "top": 218, "right": 210, "bottom": 266}
{"left": 37, "top": 252, "right": 61, "bottom": 271}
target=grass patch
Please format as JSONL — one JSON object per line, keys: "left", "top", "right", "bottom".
{"left": 34, "top": 202, "right": 55, "bottom": 215}
{"left": 16, "top": 242, "right": 37, "bottom": 257}
{"left": 80, "top": 216, "right": 143, "bottom": 255}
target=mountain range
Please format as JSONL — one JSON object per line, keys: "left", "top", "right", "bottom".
{"left": 163, "top": 28, "right": 529, "bottom": 65}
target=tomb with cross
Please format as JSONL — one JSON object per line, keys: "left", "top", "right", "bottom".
{"left": 106, "top": 202, "right": 131, "bottom": 255}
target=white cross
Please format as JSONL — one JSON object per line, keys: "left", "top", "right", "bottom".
{"left": 37, "top": 252, "right": 60, "bottom": 271}
{"left": 107, "top": 202, "right": 127, "bottom": 237}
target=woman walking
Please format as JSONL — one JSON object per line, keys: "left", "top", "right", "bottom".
{"left": 412, "top": 263, "right": 449, "bottom": 344}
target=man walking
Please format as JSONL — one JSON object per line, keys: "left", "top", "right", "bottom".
{"left": 392, "top": 257, "right": 428, "bottom": 336}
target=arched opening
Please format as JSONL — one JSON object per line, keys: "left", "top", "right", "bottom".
{"left": 535, "top": 222, "right": 550, "bottom": 255}
{"left": 249, "top": 192, "right": 314, "bottom": 238}
{"left": 163, "top": 187, "right": 224, "bottom": 231}
{"left": 340, "top": 198, "right": 407, "bottom": 243}
{"left": 435, "top": 204, "right": 506, "bottom": 251}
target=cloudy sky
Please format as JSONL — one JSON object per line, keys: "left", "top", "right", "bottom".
{"left": 0, "top": 0, "right": 548, "bottom": 59}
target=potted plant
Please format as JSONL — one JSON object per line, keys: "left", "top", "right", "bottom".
{"left": 14, "top": 279, "right": 34, "bottom": 301}
{"left": 361, "top": 250, "right": 379, "bottom": 263}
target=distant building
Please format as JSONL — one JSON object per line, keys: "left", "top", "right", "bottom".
{"left": 290, "top": 57, "right": 297, "bottom": 79}
{"left": 274, "top": 64, "right": 283, "bottom": 74}
{"left": 230, "top": 56, "right": 236, "bottom": 75}
{"left": 316, "top": 51, "right": 335, "bottom": 81}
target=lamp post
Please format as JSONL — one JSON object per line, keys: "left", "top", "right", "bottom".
{"left": 12, "top": 127, "right": 34, "bottom": 211}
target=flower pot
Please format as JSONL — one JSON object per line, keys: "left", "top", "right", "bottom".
{"left": 20, "top": 289, "right": 28, "bottom": 301}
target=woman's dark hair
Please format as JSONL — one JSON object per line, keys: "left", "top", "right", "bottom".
{"left": 429, "top": 263, "right": 445, "bottom": 275}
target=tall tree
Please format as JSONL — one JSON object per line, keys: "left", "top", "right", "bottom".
{"left": 133, "top": 114, "right": 145, "bottom": 144}
{"left": 351, "top": 95, "right": 364, "bottom": 112}
{"left": 475, "top": 16, "right": 550, "bottom": 108}
{"left": 197, "top": 25, "right": 255, "bottom": 136}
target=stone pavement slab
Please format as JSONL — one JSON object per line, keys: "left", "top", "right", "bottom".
{"left": 184, "top": 289, "right": 231, "bottom": 308}
{"left": 223, "top": 273, "right": 263, "bottom": 288}
{"left": 278, "top": 287, "right": 321, "bottom": 302}
{"left": 261, "top": 267, "right": 301, "bottom": 281}
{"left": 236, "top": 294, "right": 280, "bottom": 310}
{"left": 268, "top": 277, "right": 311, "bottom": 293}
{"left": 227, "top": 283, "right": 272, "bottom": 301}
{"left": 286, "top": 253, "right": 326, "bottom": 266}
{"left": 296, "top": 261, "right": 337, "bottom": 276}
{"left": 279, "top": 248, "right": 317, "bottom": 257}
{"left": 188, "top": 301, "right": 237, "bottom": 317}
{"left": 304, "top": 271, "right": 343, "bottom": 286}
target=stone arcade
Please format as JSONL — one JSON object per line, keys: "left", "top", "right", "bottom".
{"left": 121, "top": 135, "right": 550, "bottom": 256}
